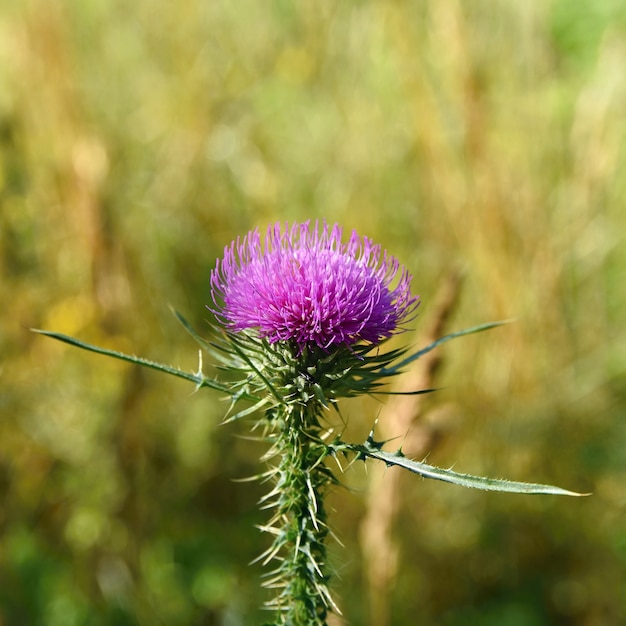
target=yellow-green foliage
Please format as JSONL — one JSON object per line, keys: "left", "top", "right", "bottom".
{"left": 1, "top": 1, "right": 625, "bottom": 624}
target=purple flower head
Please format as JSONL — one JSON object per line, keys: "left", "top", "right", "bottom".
{"left": 210, "top": 221, "right": 419, "bottom": 351}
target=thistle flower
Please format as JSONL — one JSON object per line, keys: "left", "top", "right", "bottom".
{"left": 210, "top": 221, "right": 419, "bottom": 351}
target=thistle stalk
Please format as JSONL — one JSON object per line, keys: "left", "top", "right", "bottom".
{"left": 260, "top": 402, "right": 335, "bottom": 624}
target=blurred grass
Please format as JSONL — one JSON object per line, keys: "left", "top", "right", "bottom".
{"left": 1, "top": 0, "right": 625, "bottom": 624}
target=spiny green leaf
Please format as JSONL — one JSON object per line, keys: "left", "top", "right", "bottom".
{"left": 31, "top": 328, "right": 231, "bottom": 394}
{"left": 370, "top": 387, "right": 439, "bottom": 397}
{"left": 170, "top": 306, "right": 214, "bottom": 353}
{"left": 383, "top": 320, "right": 514, "bottom": 375}
{"left": 222, "top": 396, "right": 272, "bottom": 424}
{"left": 347, "top": 440, "right": 589, "bottom": 496}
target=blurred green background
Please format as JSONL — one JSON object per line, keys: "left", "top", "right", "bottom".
{"left": 1, "top": 0, "right": 625, "bottom": 624}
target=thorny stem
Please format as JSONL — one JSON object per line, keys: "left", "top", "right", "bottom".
{"left": 260, "top": 402, "right": 338, "bottom": 626}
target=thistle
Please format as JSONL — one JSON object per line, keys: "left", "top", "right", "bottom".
{"left": 34, "top": 221, "right": 586, "bottom": 626}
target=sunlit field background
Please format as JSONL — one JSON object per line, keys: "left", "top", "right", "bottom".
{"left": 1, "top": 1, "right": 625, "bottom": 624}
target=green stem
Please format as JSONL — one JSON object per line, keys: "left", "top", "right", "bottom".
{"left": 261, "top": 404, "right": 336, "bottom": 625}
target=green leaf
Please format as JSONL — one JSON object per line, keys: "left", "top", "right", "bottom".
{"left": 222, "top": 396, "right": 271, "bottom": 424}
{"left": 170, "top": 306, "right": 214, "bottom": 353}
{"left": 348, "top": 440, "right": 589, "bottom": 496}
{"left": 369, "top": 388, "right": 439, "bottom": 397}
{"left": 30, "top": 328, "right": 232, "bottom": 394}
{"left": 383, "top": 320, "right": 514, "bottom": 375}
